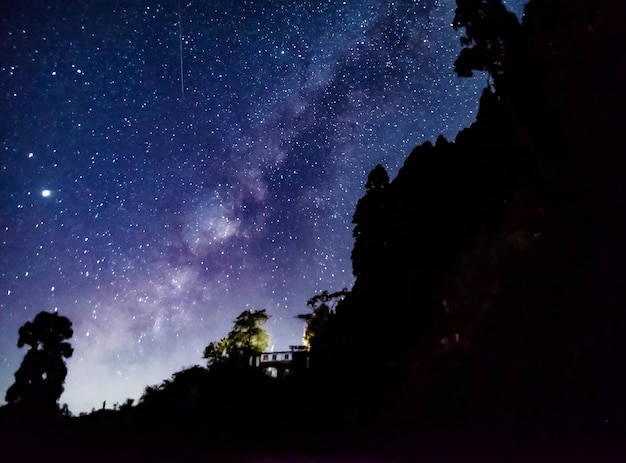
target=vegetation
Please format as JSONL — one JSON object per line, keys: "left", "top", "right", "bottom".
{"left": 202, "top": 309, "right": 270, "bottom": 367}
{"left": 5, "top": 311, "right": 74, "bottom": 417}
{"left": 452, "top": 0, "right": 520, "bottom": 83}
{"left": 298, "top": 289, "right": 348, "bottom": 349}
{"left": 2, "top": 0, "right": 625, "bottom": 460}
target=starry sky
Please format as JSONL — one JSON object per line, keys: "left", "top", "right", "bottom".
{"left": 1, "top": 0, "right": 525, "bottom": 413}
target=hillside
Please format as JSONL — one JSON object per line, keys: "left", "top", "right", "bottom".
{"left": 2, "top": 1, "right": 625, "bottom": 461}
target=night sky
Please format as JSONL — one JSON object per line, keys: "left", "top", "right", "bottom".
{"left": 1, "top": 0, "right": 525, "bottom": 413}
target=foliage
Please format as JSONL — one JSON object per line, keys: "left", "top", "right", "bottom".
{"left": 298, "top": 289, "right": 348, "bottom": 350}
{"left": 2, "top": 3, "right": 624, "bottom": 459}
{"left": 202, "top": 338, "right": 230, "bottom": 366}
{"left": 351, "top": 164, "right": 390, "bottom": 278}
{"left": 140, "top": 365, "right": 212, "bottom": 407}
{"left": 452, "top": 0, "right": 520, "bottom": 86}
{"left": 227, "top": 309, "right": 270, "bottom": 357}
{"left": 5, "top": 311, "right": 74, "bottom": 415}
{"left": 203, "top": 309, "right": 270, "bottom": 367}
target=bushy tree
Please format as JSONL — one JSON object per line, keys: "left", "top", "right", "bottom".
{"left": 227, "top": 309, "right": 270, "bottom": 358}
{"left": 452, "top": 0, "right": 520, "bottom": 86}
{"left": 5, "top": 311, "right": 74, "bottom": 415}
{"left": 298, "top": 289, "right": 348, "bottom": 349}
{"left": 203, "top": 309, "right": 270, "bottom": 367}
{"left": 203, "top": 338, "right": 230, "bottom": 366}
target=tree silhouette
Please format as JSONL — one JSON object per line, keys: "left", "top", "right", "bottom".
{"left": 5, "top": 311, "right": 74, "bottom": 416}
{"left": 351, "top": 164, "right": 390, "bottom": 278}
{"left": 203, "top": 338, "right": 229, "bottom": 367}
{"left": 203, "top": 309, "right": 270, "bottom": 367}
{"left": 299, "top": 289, "right": 348, "bottom": 347}
{"left": 297, "top": 289, "right": 348, "bottom": 372}
{"left": 452, "top": 0, "right": 520, "bottom": 87}
{"left": 227, "top": 309, "right": 270, "bottom": 359}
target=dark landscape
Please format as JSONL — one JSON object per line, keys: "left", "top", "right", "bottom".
{"left": 2, "top": 0, "right": 626, "bottom": 461}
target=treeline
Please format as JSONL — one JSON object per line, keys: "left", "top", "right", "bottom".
{"left": 2, "top": 0, "right": 625, "bottom": 459}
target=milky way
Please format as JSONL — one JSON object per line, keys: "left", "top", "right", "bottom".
{"left": 1, "top": 0, "right": 526, "bottom": 413}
